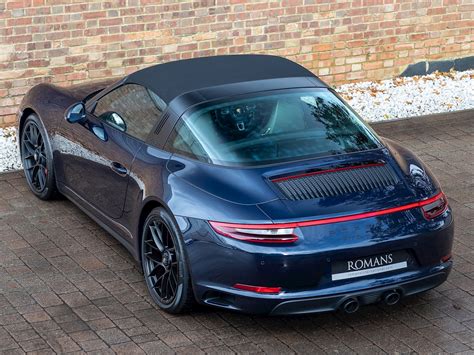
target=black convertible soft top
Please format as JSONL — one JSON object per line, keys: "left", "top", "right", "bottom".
{"left": 124, "top": 55, "right": 317, "bottom": 103}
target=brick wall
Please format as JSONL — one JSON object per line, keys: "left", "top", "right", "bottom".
{"left": 1, "top": 0, "right": 473, "bottom": 127}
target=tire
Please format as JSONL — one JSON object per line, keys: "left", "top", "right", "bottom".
{"left": 141, "top": 207, "right": 195, "bottom": 313}
{"left": 20, "top": 114, "right": 58, "bottom": 200}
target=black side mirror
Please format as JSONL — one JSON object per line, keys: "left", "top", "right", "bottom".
{"left": 65, "top": 102, "right": 86, "bottom": 124}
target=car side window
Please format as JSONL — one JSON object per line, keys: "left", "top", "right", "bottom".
{"left": 93, "top": 84, "right": 165, "bottom": 141}
{"left": 164, "top": 120, "right": 210, "bottom": 163}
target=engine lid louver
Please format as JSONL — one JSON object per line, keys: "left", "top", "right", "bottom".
{"left": 272, "top": 163, "right": 400, "bottom": 201}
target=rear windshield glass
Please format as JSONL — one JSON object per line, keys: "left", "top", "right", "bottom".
{"left": 166, "top": 89, "right": 381, "bottom": 166}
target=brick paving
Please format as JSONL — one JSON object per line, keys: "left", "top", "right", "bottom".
{"left": 0, "top": 111, "right": 473, "bottom": 354}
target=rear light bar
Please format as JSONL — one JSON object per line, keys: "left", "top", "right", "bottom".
{"left": 209, "top": 192, "right": 448, "bottom": 244}
{"left": 233, "top": 283, "right": 282, "bottom": 294}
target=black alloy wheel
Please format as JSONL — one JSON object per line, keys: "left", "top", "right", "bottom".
{"left": 22, "top": 121, "right": 47, "bottom": 192}
{"left": 21, "top": 114, "right": 57, "bottom": 200}
{"left": 142, "top": 208, "right": 194, "bottom": 313}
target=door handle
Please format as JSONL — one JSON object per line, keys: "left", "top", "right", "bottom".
{"left": 110, "top": 162, "right": 128, "bottom": 176}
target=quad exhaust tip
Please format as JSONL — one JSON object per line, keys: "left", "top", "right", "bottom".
{"left": 341, "top": 290, "right": 401, "bottom": 313}
{"left": 341, "top": 298, "right": 360, "bottom": 314}
{"left": 383, "top": 290, "right": 401, "bottom": 306}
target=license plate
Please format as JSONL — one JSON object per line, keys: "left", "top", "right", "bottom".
{"left": 332, "top": 251, "right": 408, "bottom": 281}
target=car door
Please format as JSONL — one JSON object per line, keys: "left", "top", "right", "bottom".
{"left": 55, "top": 84, "right": 164, "bottom": 219}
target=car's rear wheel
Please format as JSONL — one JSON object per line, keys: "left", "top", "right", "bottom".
{"left": 141, "top": 208, "right": 194, "bottom": 313}
{"left": 20, "top": 114, "right": 58, "bottom": 200}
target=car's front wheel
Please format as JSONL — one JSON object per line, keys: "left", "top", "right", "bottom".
{"left": 141, "top": 208, "right": 195, "bottom": 313}
{"left": 20, "top": 114, "right": 58, "bottom": 200}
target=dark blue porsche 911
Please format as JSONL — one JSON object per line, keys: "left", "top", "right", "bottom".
{"left": 18, "top": 55, "right": 453, "bottom": 315}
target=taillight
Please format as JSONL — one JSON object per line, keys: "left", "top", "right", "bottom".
{"left": 209, "top": 221, "right": 298, "bottom": 244}
{"left": 233, "top": 283, "right": 282, "bottom": 294}
{"left": 420, "top": 193, "right": 448, "bottom": 220}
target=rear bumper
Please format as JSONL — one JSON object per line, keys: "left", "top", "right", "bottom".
{"left": 182, "top": 211, "right": 454, "bottom": 315}
{"left": 271, "top": 267, "right": 450, "bottom": 315}
{"left": 195, "top": 261, "right": 451, "bottom": 315}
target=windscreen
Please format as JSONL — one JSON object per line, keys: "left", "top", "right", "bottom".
{"left": 166, "top": 89, "right": 381, "bottom": 166}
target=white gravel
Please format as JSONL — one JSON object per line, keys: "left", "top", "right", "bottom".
{"left": 337, "top": 70, "right": 474, "bottom": 122}
{"left": 1, "top": 69, "right": 473, "bottom": 172}
{"left": 0, "top": 127, "right": 21, "bottom": 172}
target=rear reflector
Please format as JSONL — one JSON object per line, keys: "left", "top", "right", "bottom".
{"left": 441, "top": 253, "right": 452, "bottom": 263}
{"left": 233, "top": 283, "right": 282, "bottom": 294}
{"left": 209, "top": 192, "right": 448, "bottom": 244}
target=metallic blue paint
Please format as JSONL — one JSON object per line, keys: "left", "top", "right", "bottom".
{"left": 17, "top": 57, "right": 454, "bottom": 315}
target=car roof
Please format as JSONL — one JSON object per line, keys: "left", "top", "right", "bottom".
{"left": 124, "top": 55, "right": 318, "bottom": 104}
